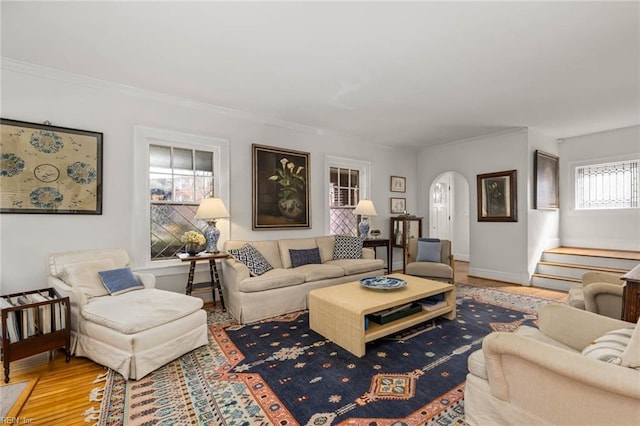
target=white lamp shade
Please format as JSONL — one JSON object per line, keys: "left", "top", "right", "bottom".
{"left": 195, "top": 197, "right": 230, "bottom": 220}
{"left": 354, "top": 200, "right": 377, "bottom": 216}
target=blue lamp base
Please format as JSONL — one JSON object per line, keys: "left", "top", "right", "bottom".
{"left": 358, "top": 217, "right": 370, "bottom": 239}
{"left": 203, "top": 220, "right": 221, "bottom": 253}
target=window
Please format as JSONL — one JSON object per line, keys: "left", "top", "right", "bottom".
{"left": 149, "top": 145, "right": 214, "bottom": 260}
{"left": 325, "top": 156, "right": 371, "bottom": 235}
{"left": 329, "top": 166, "right": 360, "bottom": 235}
{"left": 133, "top": 127, "right": 229, "bottom": 269}
{"left": 576, "top": 159, "right": 639, "bottom": 209}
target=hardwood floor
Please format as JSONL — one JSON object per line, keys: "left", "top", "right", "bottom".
{"left": 3, "top": 261, "right": 567, "bottom": 423}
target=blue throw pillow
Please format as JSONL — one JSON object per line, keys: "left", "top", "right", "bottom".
{"left": 333, "top": 235, "right": 363, "bottom": 260}
{"left": 290, "top": 248, "right": 322, "bottom": 268}
{"left": 228, "top": 244, "right": 273, "bottom": 276}
{"left": 416, "top": 240, "right": 442, "bottom": 263}
{"left": 98, "top": 268, "right": 144, "bottom": 295}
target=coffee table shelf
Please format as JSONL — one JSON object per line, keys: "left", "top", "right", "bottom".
{"left": 309, "top": 273, "right": 455, "bottom": 357}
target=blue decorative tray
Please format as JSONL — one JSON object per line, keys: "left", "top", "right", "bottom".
{"left": 360, "top": 276, "right": 407, "bottom": 290}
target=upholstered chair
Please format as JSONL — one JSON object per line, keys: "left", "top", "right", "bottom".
{"left": 568, "top": 271, "right": 624, "bottom": 319}
{"left": 405, "top": 238, "right": 454, "bottom": 284}
{"left": 47, "top": 249, "right": 208, "bottom": 380}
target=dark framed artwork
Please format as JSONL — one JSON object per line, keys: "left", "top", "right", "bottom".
{"left": 477, "top": 169, "right": 517, "bottom": 222}
{"left": 390, "top": 197, "right": 406, "bottom": 214}
{"left": 390, "top": 176, "right": 406, "bottom": 193}
{"left": 534, "top": 150, "right": 559, "bottom": 209}
{"left": 252, "top": 144, "right": 310, "bottom": 229}
{"left": 0, "top": 118, "right": 103, "bottom": 214}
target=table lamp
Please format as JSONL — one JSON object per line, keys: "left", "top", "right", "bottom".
{"left": 195, "top": 197, "right": 230, "bottom": 253}
{"left": 354, "top": 200, "right": 377, "bottom": 239}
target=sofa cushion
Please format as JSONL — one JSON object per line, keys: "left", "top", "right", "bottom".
{"left": 98, "top": 268, "right": 144, "bottom": 295}
{"left": 621, "top": 317, "right": 640, "bottom": 369}
{"left": 224, "top": 240, "right": 283, "bottom": 269}
{"left": 582, "top": 328, "right": 634, "bottom": 365}
{"left": 416, "top": 240, "right": 441, "bottom": 262}
{"left": 62, "top": 258, "right": 116, "bottom": 299}
{"left": 406, "top": 261, "right": 453, "bottom": 279}
{"left": 294, "top": 263, "right": 345, "bottom": 281}
{"left": 238, "top": 269, "right": 306, "bottom": 293}
{"left": 228, "top": 244, "right": 273, "bottom": 276}
{"left": 325, "top": 258, "right": 384, "bottom": 275}
{"left": 279, "top": 238, "right": 317, "bottom": 268}
{"left": 81, "top": 288, "right": 203, "bottom": 334}
{"left": 315, "top": 236, "right": 336, "bottom": 263}
{"left": 333, "top": 235, "right": 363, "bottom": 259}
{"left": 290, "top": 248, "right": 322, "bottom": 268}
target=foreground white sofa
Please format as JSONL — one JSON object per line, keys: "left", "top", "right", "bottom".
{"left": 48, "top": 249, "right": 208, "bottom": 380}
{"left": 222, "top": 236, "right": 385, "bottom": 323}
{"left": 465, "top": 304, "right": 640, "bottom": 425}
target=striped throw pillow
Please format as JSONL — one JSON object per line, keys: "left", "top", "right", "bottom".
{"left": 582, "top": 328, "right": 634, "bottom": 365}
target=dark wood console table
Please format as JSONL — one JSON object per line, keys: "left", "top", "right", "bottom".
{"left": 362, "top": 238, "right": 391, "bottom": 273}
{"left": 621, "top": 264, "right": 640, "bottom": 322}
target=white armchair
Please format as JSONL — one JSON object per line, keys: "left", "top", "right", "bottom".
{"left": 568, "top": 271, "right": 624, "bottom": 319}
{"left": 47, "top": 249, "right": 208, "bottom": 380}
{"left": 465, "top": 304, "right": 640, "bottom": 425}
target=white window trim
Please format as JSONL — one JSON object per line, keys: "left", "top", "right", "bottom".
{"left": 133, "top": 126, "right": 229, "bottom": 274}
{"left": 324, "top": 155, "right": 372, "bottom": 234}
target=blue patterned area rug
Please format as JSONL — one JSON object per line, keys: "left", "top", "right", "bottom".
{"left": 97, "top": 285, "right": 561, "bottom": 425}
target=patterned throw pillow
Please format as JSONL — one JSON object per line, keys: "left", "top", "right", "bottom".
{"left": 289, "top": 248, "right": 322, "bottom": 268}
{"left": 332, "top": 235, "right": 363, "bottom": 260}
{"left": 582, "top": 328, "right": 634, "bottom": 364}
{"left": 98, "top": 268, "right": 144, "bottom": 295}
{"left": 228, "top": 244, "right": 273, "bottom": 276}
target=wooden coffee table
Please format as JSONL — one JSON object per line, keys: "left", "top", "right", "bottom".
{"left": 308, "top": 273, "right": 455, "bottom": 357}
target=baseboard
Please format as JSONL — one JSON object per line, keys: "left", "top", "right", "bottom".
{"left": 467, "top": 267, "right": 526, "bottom": 285}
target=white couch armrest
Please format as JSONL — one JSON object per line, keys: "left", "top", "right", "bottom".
{"left": 222, "top": 258, "right": 250, "bottom": 292}
{"left": 483, "top": 331, "right": 640, "bottom": 403}
{"left": 48, "top": 275, "right": 87, "bottom": 308}
{"left": 362, "top": 247, "right": 374, "bottom": 259}
{"left": 134, "top": 272, "right": 156, "bottom": 289}
{"left": 537, "top": 304, "right": 633, "bottom": 351}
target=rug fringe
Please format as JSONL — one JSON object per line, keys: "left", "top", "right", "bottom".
{"left": 83, "top": 406, "right": 100, "bottom": 424}
{"left": 89, "top": 386, "right": 104, "bottom": 402}
{"left": 92, "top": 370, "right": 109, "bottom": 383}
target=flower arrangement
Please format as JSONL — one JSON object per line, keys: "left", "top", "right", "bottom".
{"left": 181, "top": 230, "right": 206, "bottom": 245}
{"left": 268, "top": 157, "right": 305, "bottom": 201}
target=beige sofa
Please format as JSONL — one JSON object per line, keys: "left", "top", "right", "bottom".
{"left": 465, "top": 304, "right": 640, "bottom": 425}
{"left": 222, "top": 236, "right": 385, "bottom": 323}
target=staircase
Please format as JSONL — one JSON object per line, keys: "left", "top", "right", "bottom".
{"left": 532, "top": 247, "right": 640, "bottom": 292}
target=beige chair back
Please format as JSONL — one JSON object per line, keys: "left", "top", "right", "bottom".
{"left": 407, "top": 238, "right": 452, "bottom": 264}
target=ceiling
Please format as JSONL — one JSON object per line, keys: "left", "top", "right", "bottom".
{"left": 2, "top": 1, "right": 639, "bottom": 148}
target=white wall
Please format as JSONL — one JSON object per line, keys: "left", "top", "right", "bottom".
{"left": 418, "top": 129, "right": 530, "bottom": 284}
{"left": 526, "top": 128, "right": 560, "bottom": 278}
{"left": 452, "top": 171, "right": 470, "bottom": 261}
{"left": 0, "top": 61, "right": 419, "bottom": 295}
{"left": 559, "top": 126, "right": 640, "bottom": 250}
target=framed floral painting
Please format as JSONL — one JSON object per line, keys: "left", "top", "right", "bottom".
{"left": 252, "top": 144, "right": 310, "bottom": 229}
{"left": 0, "top": 119, "right": 103, "bottom": 214}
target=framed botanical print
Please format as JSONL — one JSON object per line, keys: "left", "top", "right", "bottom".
{"left": 252, "top": 144, "right": 310, "bottom": 229}
{"left": 390, "top": 197, "right": 406, "bottom": 214}
{"left": 477, "top": 169, "right": 517, "bottom": 222}
{"left": 534, "top": 150, "right": 559, "bottom": 209}
{"left": 0, "top": 119, "right": 103, "bottom": 214}
{"left": 390, "top": 176, "right": 406, "bottom": 193}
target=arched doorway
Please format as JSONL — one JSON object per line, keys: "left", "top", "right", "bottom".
{"left": 429, "top": 171, "right": 470, "bottom": 262}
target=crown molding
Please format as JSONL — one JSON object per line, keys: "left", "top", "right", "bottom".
{"left": 1, "top": 57, "right": 376, "bottom": 145}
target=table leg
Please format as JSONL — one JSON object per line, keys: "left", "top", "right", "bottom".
{"left": 186, "top": 261, "right": 196, "bottom": 295}
{"left": 211, "top": 260, "right": 226, "bottom": 311}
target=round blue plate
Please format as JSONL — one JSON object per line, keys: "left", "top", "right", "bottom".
{"left": 360, "top": 276, "right": 407, "bottom": 290}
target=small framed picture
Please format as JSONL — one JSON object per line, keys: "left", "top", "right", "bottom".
{"left": 390, "top": 176, "right": 406, "bottom": 193}
{"left": 477, "top": 169, "right": 517, "bottom": 222}
{"left": 390, "top": 197, "right": 406, "bottom": 214}
{"left": 534, "top": 150, "right": 559, "bottom": 210}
